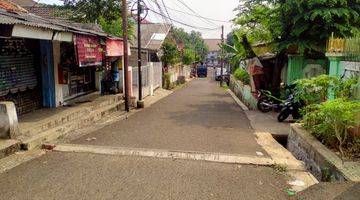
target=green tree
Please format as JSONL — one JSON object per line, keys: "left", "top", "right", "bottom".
{"left": 220, "top": 31, "right": 257, "bottom": 71}
{"left": 235, "top": 2, "right": 274, "bottom": 45}
{"left": 221, "top": 32, "right": 246, "bottom": 69}
{"left": 62, "top": 0, "right": 135, "bottom": 39}
{"left": 172, "top": 28, "right": 209, "bottom": 61}
{"left": 231, "top": 0, "right": 360, "bottom": 93}
{"left": 63, "top": 0, "right": 120, "bottom": 22}
{"left": 160, "top": 41, "right": 180, "bottom": 68}
{"left": 182, "top": 48, "right": 196, "bottom": 65}
{"left": 226, "top": 30, "right": 237, "bottom": 46}
{"left": 235, "top": 0, "right": 360, "bottom": 55}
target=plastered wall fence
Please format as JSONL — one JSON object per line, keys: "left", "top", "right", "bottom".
{"left": 286, "top": 55, "right": 329, "bottom": 84}
{"left": 131, "top": 62, "right": 163, "bottom": 99}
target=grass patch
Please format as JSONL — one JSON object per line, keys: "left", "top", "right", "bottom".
{"left": 273, "top": 164, "right": 288, "bottom": 173}
{"left": 222, "top": 85, "right": 229, "bottom": 90}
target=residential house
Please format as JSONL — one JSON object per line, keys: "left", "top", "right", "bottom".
{"left": 9, "top": 0, "right": 69, "bottom": 20}
{"left": 0, "top": 0, "right": 124, "bottom": 115}
{"left": 130, "top": 22, "right": 172, "bottom": 67}
{"left": 204, "top": 39, "right": 222, "bottom": 67}
{"left": 127, "top": 22, "right": 172, "bottom": 98}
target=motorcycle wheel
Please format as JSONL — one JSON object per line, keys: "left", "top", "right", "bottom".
{"left": 257, "top": 97, "right": 272, "bottom": 113}
{"left": 292, "top": 111, "right": 301, "bottom": 120}
{"left": 278, "top": 109, "right": 290, "bottom": 122}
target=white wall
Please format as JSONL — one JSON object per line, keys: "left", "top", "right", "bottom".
{"left": 52, "top": 41, "right": 64, "bottom": 107}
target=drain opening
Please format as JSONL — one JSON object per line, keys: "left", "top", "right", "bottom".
{"left": 272, "top": 134, "right": 288, "bottom": 148}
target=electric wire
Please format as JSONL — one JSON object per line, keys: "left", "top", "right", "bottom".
{"left": 148, "top": 9, "right": 221, "bottom": 31}
{"left": 160, "top": 3, "right": 231, "bottom": 23}
{"left": 161, "top": 0, "right": 174, "bottom": 26}
{"left": 174, "top": 0, "right": 219, "bottom": 26}
{"left": 149, "top": 0, "right": 222, "bottom": 31}
{"left": 150, "top": 0, "right": 219, "bottom": 28}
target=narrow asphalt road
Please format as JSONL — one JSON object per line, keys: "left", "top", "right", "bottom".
{"left": 73, "top": 72, "right": 265, "bottom": 156}
{"left": 0, "top": 72, "right": 292, "bottom": 200}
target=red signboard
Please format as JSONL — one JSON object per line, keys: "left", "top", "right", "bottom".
{"left": 75, "top": 34, "right": 103, "bottom": 67}
{"left": 106, "top": 39, "right": 124, "bottom": 57}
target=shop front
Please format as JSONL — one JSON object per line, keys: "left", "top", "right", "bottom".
{"left": 101, "top": 38, "right": 124, "bottom": 94}
{"left": 0, "top": 38, "right": 43, "bottom": 115}
{"left": 58, "top": 34, "right": 103, "bottom": 101}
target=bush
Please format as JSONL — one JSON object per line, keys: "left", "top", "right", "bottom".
{"left": 234, "top": 68, "right": 250, "bottom": 85}
{"left": 164, "top": 73, "right": 174, "bottom": 90}
{"left": 302, "top": 98, "right": 360, "bottom": 157}
{"left": 294, "top": 75, "right": 358, "bottom": 105}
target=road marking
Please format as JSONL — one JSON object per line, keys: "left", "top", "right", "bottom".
{"left": 53, "top": 144, "right": 274, "bottom": 166}
{"left": 227, "top": 89, "right": 250, "bottom": 111}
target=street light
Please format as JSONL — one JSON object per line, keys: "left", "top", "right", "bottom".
{"left": 131, "top": 0, "right": 149, "bottom": 108}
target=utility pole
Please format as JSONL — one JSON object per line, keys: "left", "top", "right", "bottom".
{"left": 220, "top": 25, "right": 224, "bottom": 87}
{"left": 122, "top": 0, "right": 130, "bottom": 112}
{"left": 136, "top": 0, "right": 144, "bottom": 108}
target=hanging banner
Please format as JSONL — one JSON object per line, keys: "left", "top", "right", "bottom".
{"left": 75, "top": 34, "right": 103, "bottom": 67}
{"left": 106, "top": 39, "right": 124, "bottom": 57}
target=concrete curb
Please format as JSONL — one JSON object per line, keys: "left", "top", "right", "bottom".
{"left": 144, "top": 89, "right": 173, "bottom": 108}
{"left": 255, "top": 132, "right": 305, "bottom": 171}
{"left": 255, "top": 132, "right": 319, "bottom": 192}
{"left": 53, "top": 144, "right": 274, "bottom": 166}
{"left": 0, "top": 139, "right": 21, "bottom": 159}
{"left": 227, "top": 89, "right": 249, "bottom": 111}
{"left": 20, "top": 101, "right": 126, "bottom": 150}
{"left": 0, "top": 149, "right": 45, "bottom": 174}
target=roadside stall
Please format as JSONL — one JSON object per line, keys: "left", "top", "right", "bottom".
{"left": 101, "top": 38, "right": 124, "bottom": 94}
{"left": 58, "top": 34, "right": 103, "bottom": 100}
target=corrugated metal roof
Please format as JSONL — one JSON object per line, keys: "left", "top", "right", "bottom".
{"left": 0, "top": 8, "right": 108, "bottom": 37}
{"left": 9, "top": 0, "right": 36, "bottom": 7}
{"left": 0, "top": 9, "right": 66, "bottom": 31}
{"left": 0, "top": 0, "right": 28, "bottom": 13}
{"left": 133, "top": 23, "right": 171, "bottom": 50}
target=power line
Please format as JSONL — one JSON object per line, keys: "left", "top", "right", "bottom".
{"left": 164, "top": 0, "right": 215, "bottom": 28}
{"left": 148, "top": 9, "right": 221, "bottom": 31}
{"left": 149, "top": 0, "right": 228, "bottom": 28}
{"left": 174, "top": 0, "right": 218, "bottom": 26}
{"left": 161, "top": 3, "right": 231, "bottom": 23}
{"left": 163, "top": 0, "right": 218, "bottom": 27}
{"left": 161, "top": 0, "right": 174, "bottom": 26}
{"left": 144, "top": 0, "right": 169, "bottom": 28}
{"left": 152, "top": 0, "right": 171, "bottom": 24}
{"left": 148, "top": 0, "right": 221, "bottom": 31}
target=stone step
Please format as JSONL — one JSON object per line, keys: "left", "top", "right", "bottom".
{"left": 0, "top": 139, "right": 21, "bottom": 159}
{"left": 21, "top": 100, "right": 125, "bottom": 150}
{"left": 20, "top": 95, "right": 123, "bottom": 138}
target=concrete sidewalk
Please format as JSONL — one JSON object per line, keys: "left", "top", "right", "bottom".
{"left": 245, "top": 110, "right": 290, "bottom": 137}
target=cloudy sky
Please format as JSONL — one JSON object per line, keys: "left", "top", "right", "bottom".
{"left": 40, "top": 0, "right": 239, "bottom": 39}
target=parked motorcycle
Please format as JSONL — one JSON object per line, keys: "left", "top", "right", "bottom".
{"left": 277, "top": 94, "right": 303, "bottom": 122}
{"left": 257, "top": 90, "right": 283, "bottom": 113}
{"left": 257, "top": 84, "right": 302, "bottom": 122}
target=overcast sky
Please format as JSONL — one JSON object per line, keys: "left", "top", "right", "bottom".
{"left": 40, "top": 0, "right": 239, "bottom": 39}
